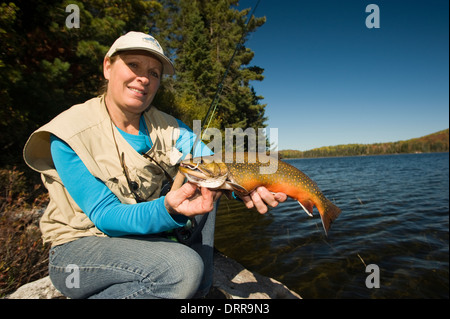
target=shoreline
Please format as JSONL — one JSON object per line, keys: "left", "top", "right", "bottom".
{"left": 281, "top": 150, "right": 449, "bottom": 160}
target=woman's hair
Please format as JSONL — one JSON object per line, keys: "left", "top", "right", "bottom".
{"left": 98, "top": 54, "right": 119, "bottom": 95}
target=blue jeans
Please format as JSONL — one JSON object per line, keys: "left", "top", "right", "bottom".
{"left": 48, "top": 205, "right": 216, "bottom": 299}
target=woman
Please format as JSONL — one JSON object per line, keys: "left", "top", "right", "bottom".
{"left": 24, "top": 31, "right": 286, "bottom": 299}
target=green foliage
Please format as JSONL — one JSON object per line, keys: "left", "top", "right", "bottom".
{"left": 0, "top": 0, "right": 267, "bottom": 166}
{"left": 280, "top": 129, "right": 450, "bottom": 159}
{"left": 0, "top": 0, "right": 268, "bottom": 293}
{"left": 165, "top": 0, "right": 267, "bottom": 134}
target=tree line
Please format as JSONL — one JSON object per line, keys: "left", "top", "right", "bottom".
{"left": 280, "top": 129, "right": 449, "bottom": 159}
{"left": 0, "top": 0, "right": 267, "bottom": 167}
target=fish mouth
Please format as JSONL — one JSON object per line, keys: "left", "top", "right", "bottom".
{"left": 179, "top": 161, "right": 228, "bottom": 188}
{"left": 179, "top": 162, "right": 210, "bottom": 181}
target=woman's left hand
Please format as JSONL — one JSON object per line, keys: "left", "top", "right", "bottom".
{"left": 239, "top": 187, "right": 288, "bottom": 214}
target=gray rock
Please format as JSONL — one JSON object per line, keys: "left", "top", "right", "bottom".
{"left": 212, "top": 251, "right": 301, "bottom": 299}
{"left": 6, "top": 276, "right": 65, "bottom": 299}
{"left": 7, "top": 251, "right": 300, "bottom": 299}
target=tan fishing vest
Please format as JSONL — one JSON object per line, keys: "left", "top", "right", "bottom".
{"left": 23, "top": 95, "right": 180, "bottom": 246}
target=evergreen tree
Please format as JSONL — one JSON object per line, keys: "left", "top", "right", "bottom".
{"left": 0, "top": 0, "right": 161, "bottom": 165}
{"left": 160, "top": 0, "right": 267, "bottom": 148}
{"left": 0, "top": 0, "right": 268, "bottom": 165}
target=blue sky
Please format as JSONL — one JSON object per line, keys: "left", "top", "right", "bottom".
{"left": 238, "top": 0, "right": 449, "bottom": 151}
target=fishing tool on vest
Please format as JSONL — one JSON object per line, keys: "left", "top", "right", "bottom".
{"left": 106, "top": 102, "right": 175, "bottom": 203}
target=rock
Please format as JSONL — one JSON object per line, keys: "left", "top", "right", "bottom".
{"left": 6, "top": 276, "right": 65, "bottom": 299}
{"left": 6, "top": 251, "right": 300, "bottom": 299}
{"left": 212, "top": 251, "right": 301, "bottom": 299}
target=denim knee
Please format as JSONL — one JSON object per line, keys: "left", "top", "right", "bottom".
{"left": 159, "top": 246, "right": 204, "bottom": 299}
{"left": 47, "top": 237, "right": 206, "bottom": 299}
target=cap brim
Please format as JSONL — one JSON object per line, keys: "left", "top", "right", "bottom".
{"left": 110, "top": 47, "right": 175, "bottom": 75}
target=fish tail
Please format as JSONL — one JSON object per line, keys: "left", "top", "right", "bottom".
{"left": 318, "top": 200, "right": 341, "bottom": 236}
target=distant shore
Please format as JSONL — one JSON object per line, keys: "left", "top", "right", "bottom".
{"left": 281, "top": 151, "right": 449, "bottom": 161}
{"left": 280, "top": 129, "right": 449, "bottom": 159}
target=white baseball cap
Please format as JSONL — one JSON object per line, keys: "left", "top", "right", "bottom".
{"left": 106, "top": 31, "right": 175, "bottom": 75}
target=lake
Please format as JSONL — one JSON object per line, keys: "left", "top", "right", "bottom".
{"left": 214, "top": 152, "right": 449, "bottom": 298}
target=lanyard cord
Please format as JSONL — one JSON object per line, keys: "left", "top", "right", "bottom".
{"left": 106, "top": 103, "right": 173, "bottom": 202}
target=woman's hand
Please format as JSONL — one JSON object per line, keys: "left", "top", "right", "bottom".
{"left": 165, "top": 183, "right": 287, "bottom": 216}
{"left": 164, "top": 182, "right": 221, "bottom": 217}
{"left": 239, "top": 187, "right": 288, "bottom": 214}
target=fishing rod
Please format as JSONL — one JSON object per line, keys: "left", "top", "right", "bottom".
{"left": 192, "top": 0, "right": 261, "bottom": 155}
{"left": 171, "top": 0, "right": 262, "bottom": 245}
{"left": 171, "top": 0, "right": 261, "bottom": 191}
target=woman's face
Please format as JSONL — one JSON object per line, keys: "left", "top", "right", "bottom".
{"left": 103, "top": 50, "right": 163, "bottom": 115}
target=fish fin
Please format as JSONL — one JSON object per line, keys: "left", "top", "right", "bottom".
{"left": 227, "top": 182, "right": 249, "bottom": 195}
{"left": 319, "top": 201, "right": 342, "bottom": 236}
{"left": 298, "top": 200, "right": 314, "bottom": 217}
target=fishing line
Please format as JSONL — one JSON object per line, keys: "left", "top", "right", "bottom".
{"left": 175, "top": 0, "right": 262, "bottom": 245}
{"left": 191, "top": 0, "right": 262, "bottom": 155}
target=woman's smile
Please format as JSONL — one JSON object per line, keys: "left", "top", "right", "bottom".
{"left": 103, "top": 50, "right": 163, "bottom": 131}
{"left": 127, "top": 86, "right": 147, "bottom": 97}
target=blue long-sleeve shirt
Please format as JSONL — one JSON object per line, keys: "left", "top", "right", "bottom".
{"left": 50, "top": 117, "right": 212, "bottom": 237}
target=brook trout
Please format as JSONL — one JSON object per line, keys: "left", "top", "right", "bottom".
{"left": 179, "top": 153, "right": 341, "bottom": 235}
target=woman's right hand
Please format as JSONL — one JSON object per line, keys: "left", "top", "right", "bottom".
{"left": 164, "top": 182, "right": 221, "bottom": 217}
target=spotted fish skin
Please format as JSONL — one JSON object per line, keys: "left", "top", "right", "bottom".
{"left": 179, "top": 153, "right": 341, "bottom": 235}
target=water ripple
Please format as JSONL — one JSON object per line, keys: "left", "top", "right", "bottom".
{"left": 215, "top": 153, "right": 449, "bottom": 298}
